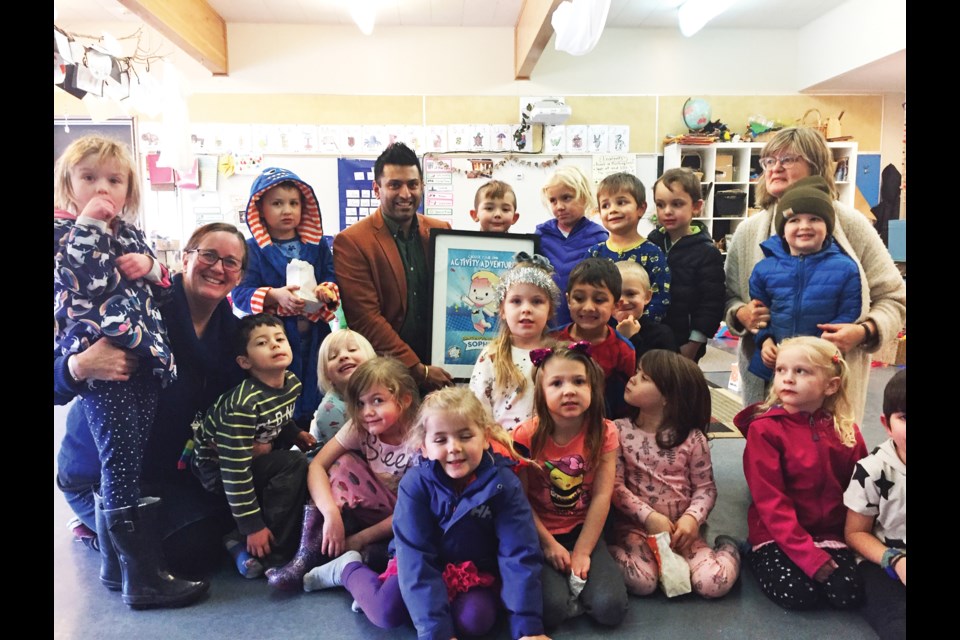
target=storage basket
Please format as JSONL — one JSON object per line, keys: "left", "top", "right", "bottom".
{"left": 714, "top": 190, "right": 746, "bottom": 216}
{"left": 797, "top": 109, "right": 828, "bottom": 139}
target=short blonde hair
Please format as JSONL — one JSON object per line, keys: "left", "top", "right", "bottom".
{"left": 759, "top": 336, "right": 857, "bottom": 447}
{"left": 407, "top": 386, "right": 521, "bottom": 460}
{"left": 615, "top": 260, "right": 651, "bottom": 293}
{"left": 755, "top": 127, "right": 838, "bottom": 209}
{"left": 316, "top": 329, "right": 376, "bottom": 394}
{"left": 541, "top": 166, "right": 596, "bottom": 213}
{"left": 54, "top": 134, "right": 141, "bottom": 223}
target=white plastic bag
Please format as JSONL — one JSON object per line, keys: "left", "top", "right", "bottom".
{"left": 551, "top": 0, "right": 612, "bottom": 56}
{"left": 286, "top": 258, "right": 323, "bottom": 314}
{"left": 646, "top": 532, "right": 692, "bottom": 598}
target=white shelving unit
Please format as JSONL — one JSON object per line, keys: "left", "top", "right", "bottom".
{"left": 662, "top": 141, "right": 858, "bottom": 249}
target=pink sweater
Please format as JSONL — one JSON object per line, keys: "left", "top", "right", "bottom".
{"left": 611, "top": 419, "right": 717, "bottom": 528}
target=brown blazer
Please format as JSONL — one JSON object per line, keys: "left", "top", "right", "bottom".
{"left": 332, "top": 208, "right": 451, "bottom": 373}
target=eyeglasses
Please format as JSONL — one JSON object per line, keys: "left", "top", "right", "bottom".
{"left": 758, "top": 154, "right": 806, "bottom": 170}
{"left": 186, "top": 249, "right": 243, "bottom": 272}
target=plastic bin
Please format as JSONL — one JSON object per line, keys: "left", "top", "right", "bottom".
{"left": 715, "top": 190, "right": 746, "bottom": 216}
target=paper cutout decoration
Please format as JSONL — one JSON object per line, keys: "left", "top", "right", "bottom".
{"left": 146, "top": 153, "right": 175, "bottom": 185}
{"left": 174, "top": 158, "right": 200, "bottom": 190}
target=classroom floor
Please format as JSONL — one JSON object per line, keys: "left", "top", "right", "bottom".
{"left": 53, "top": 338, "right": 898, "bottom": 640}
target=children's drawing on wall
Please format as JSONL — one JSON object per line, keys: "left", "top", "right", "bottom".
{"left": 442, "top": 249, "right": 514, "bottom": 368}
{"left": 589, "top": 125, "right": 609, "bottom": 153}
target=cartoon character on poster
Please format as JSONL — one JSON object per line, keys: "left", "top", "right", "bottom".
{"left": 444, "top": 249, "right": 514, "bottom": 367}
{"left": 461, "top": 270, "right": 499, "bottom": 334}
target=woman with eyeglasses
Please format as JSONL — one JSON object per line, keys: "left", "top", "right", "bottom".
{"left": 56, "top": 222, "right": 249, "bottom": 584}
{"left": 724, "top": 127, "right": 905, "bottom": 423}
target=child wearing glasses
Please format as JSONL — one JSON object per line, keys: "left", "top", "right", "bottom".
{"left": 746, "top": 176, "right": 861, "bottom": 386}
{"left": 233, "top": 168, "right": 340, "bottom": 431}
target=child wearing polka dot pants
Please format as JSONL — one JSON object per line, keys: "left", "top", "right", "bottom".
{"left": 733, "top": 337, "right": 867, "bottom": 610}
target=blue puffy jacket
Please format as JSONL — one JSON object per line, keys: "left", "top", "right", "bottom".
{"left": 748, "top": 235, "right": 862, "bottom": 381}
{"left": 394, "top": 450, "right": 544, "bottom": 640}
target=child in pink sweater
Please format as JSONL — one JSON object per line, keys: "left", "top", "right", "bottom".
{"left": 608, "top": 349, "right": 740, "bottom": 598}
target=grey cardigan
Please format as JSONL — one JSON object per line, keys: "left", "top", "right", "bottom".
{"left": 723, "top": 201, "right": 906, "bottom": 424}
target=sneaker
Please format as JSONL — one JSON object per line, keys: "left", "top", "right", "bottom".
{"left": 67, "top": 517, "right": 99, "bottom": 551}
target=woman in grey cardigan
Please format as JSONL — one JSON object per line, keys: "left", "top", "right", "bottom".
{"left": 724, "top": 127, "right": 905, "bottom": 424}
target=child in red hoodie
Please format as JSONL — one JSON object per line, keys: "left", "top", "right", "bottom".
{"left": 735, "top": 336, "right": 867, "bottom": 610}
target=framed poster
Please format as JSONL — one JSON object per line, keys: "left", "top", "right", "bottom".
{"left": 429, "top": 229, "right": 539, "bottom": 381}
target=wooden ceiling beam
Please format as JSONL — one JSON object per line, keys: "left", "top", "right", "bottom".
{"left": 118, "top": 0, "right": 228, "bottom": 75}
{"left": 514, "top": 0, "right": 563, "bottom": 80}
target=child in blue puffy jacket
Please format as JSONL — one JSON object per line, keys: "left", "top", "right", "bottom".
{"left": 748, "top": 176, "right": 862, "bottom": 383}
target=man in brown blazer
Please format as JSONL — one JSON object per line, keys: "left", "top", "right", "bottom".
{"left": 333, "top": 143, "right": 454, "bottom": 391}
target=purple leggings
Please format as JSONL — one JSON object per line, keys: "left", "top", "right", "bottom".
{"left": 342, "top": 562, "right": 498, "bottom": 635}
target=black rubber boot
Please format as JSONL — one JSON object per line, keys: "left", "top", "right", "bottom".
{"left": 104, "top": 496, "right": 210, "bottom": 609}
{"left": 94, "top": 491, "right": 121, "bottom": 591}
{"left": 266, "top": 504, "right": 327, "bottom": 592}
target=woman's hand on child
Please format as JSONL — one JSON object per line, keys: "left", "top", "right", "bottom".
{"left": 570, "top": 550, "right": 591, "bottom": 580}
{"left": 69, "top": 340, "right": 138, "bottom": 382}
{"left": 736, "top": 299, "right": 771, "bottom": 334}
{"left": 269, "top": 285, "right": 306, "bottom": 315}
{"left": 615, "top": 315, "right": 641, "bottom": 339}
{"left": 115, "top": 253, "right": 155, "bottom": 281}
{"left": 760, "top": 338, "right": 779, "bottom": 368}
{"left": 247, "top": 527, "right": 274, "bottom": 558}
{"left": 295, "top": 431, "right": 317, "bottom": 452}
{"left": 644, "top": 512, "right": 674, "bottom": 536}
{"left": 817, "top": 322, "right": 866, "bottom": 354}
{"left": 812, "top": 558, "right": 838, "bottom": 583}
{"left": 321, "top": 510, "right": 346, "bottom": 557}
{"left": 543, "top": 539, "right": 571, "bottom": 574}
{"left": 670, "top": 514, "right": 699, "bottom": 555}
{"left": 80, "top": 194, "right": 119, "bottom": 223}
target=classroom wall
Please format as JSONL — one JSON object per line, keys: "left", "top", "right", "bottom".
{"left": 796, "top": 0, "right": 906, "bottom": 91}
{"left": 54, "top": 5, "right": 905, "bottom": 236}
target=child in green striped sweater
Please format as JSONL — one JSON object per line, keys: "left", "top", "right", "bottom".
{"left": 191, "top": 313, "right": 317, "bottom": 578}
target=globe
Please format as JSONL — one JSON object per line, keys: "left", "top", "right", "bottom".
{"left": 683, "top": 98, "right": 712, "bottom": 131}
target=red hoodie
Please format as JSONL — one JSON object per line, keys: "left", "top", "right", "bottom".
{"left": 734, "top": 403, "right": 867, "bottom": 578}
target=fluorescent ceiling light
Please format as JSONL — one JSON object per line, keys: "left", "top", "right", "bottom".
{"left": 350, "top": 0, "right": 377, "bottom": 36}
{"left": 678, "top": 0, "right": 735, "bottom": 37}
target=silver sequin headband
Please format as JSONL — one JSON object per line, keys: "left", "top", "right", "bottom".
{"left": 495, "top": 251, "right": 561, "bottom": 306}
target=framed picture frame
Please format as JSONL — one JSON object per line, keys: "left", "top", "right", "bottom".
{"left": 429, "top": 229, "right": 540, "bottom": 381}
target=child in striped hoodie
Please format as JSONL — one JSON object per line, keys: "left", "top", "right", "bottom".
{"left": 232, "top": 167, "right": 339, "bottom": 430}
